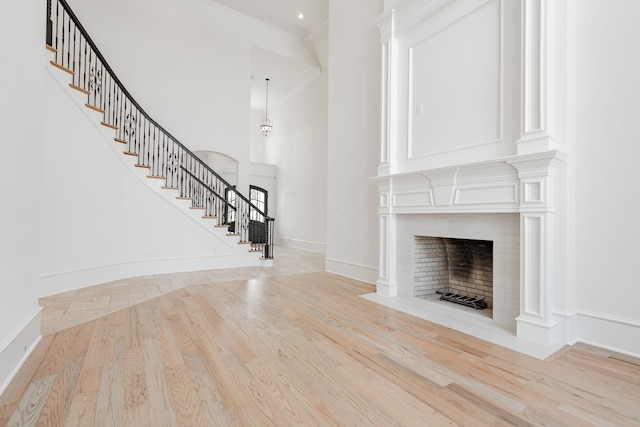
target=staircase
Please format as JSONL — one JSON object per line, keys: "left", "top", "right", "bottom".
{"left": 45, "top": 0, "right": 274, "bottom": 264}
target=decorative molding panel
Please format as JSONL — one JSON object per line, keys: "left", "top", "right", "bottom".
{"left": 393, "top": 191, "right": 434, "bottom": 208}
{"left": 408, "top": 0, "right": 503, "bottom": 158}
{"left": 517, "top": 0, "right": 556, "bottom": 154}
{"left": 453, "top": 184, "right": 517, "bottom": 205}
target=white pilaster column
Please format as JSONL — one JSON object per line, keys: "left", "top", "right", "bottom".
{"left": 508, "top": 151, "right": 562, "bottom": 346}
{"left": 373, "top": 178, "right": 397, "bottom": 297}
{"left": 374, "top": 9, "right": 399, "bottom": 297}
{"left": 377, "top": 214, "right": 398, "bottom": 297}
{"left": 517, "top": 0, "right": 556, "bottom": 154}
{"left": 375, "top": 9, "right": 397, "bottom": 177}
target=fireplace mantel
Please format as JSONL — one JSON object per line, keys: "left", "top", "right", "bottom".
{"left": 370, "top": 0, "right": 571, "bottom": 351}
{"left": 372, "top": 150, "right": 562, "bottom": 215}
{"left": 372, "top": 150, "right": 564, "bottom": 347}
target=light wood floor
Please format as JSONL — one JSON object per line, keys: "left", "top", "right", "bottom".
{"left": 1, "top": 248, "right": 639, "bottom": 426}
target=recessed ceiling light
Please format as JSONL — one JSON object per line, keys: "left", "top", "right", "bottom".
{"left": 298, "top": 13, "right": 304, "bottom": 19}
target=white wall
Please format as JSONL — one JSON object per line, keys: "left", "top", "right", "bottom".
{"left": 250, "top": 108, "right": 267, "bottom": 164}
{"left": 64, "top": 0, "right": 313, "bottom": 196}
{"left": 326, "top": 0, "right": 382, "bottom": 281}
{"left": 266, "top": 73, "right": 328, "bottom": 253}
{"left": 574, "top": 0, "right": 640, "bottom": 353}
{"left": 0, "top": 0, "right": 45, "bottom": 393}
{"left": 39, "top": 67, "right": 258, "bottom": 297}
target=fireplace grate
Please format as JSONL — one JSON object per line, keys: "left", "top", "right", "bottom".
{"left": 436, "top": 290, "right": 488, "bottom": 310}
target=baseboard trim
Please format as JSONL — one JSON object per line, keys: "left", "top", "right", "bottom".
{"left": 575, "top": 311, "right": 640, "bottom": 358}
{"left": 276, "top": 237, "right": 326, "bottom": 254}
{"left": 325, "top": 257, "right": 378, "bottom": 284}
{"left": 38, "top": 253, "right": 259, "bottom": 298}
{"left": 0, "top": 307, "right": 42, "bottom": 396}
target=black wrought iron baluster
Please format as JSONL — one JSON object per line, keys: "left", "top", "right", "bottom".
{"left": 175, "top": 145, "right": 181, "bottom": 187}
{"left": 155, "top": 125, "right": 160, "bottom": 170}
{"left": 66, "top": 10, "right": 71, "bottom": 69}
{"left": 160, "top": 134, "right": 167, "bottom": 178}
{"left": 89, "top": 52, "right": 95, "bottom": 106}
{"left": 139, "top": 118, "right": 145, "bottom": 164}
{"left": 111, "top": 77, "right": 117, "bottom": 127}
{"left": 53, "top": 0, "right": 59, "bottom": 56}
{"left": 115, "top": 87, "right": 122, "bottom": 136}
{"left": 105, "top": 73, "right": 111, "bottom": 124}
{"left": 88, "top": 52, "right": 95, "bottom": 106}
{"left": 123, "top": 100, "right": 130, "bottom": 146}
{"left": 153, "top": 133, "right": 160, "bottom": 176}
{"left": 104, "top": 72, "right": 110, "bottom": 123}
{"left": 154, "top": 126, "right": 160, "bottom": 169}
{"left": 98, "top": 62, "right": 105, "bottom": 112}
{"left": 82, "top": 37, "right": 87, "bottom": 90}
{"left": 144, "top": 121, "right": 150, "bottom": 167}
{"left": 134, "top": 108, "right": 141, "bottom": 156}
{"left": 147, "top": 125, "right": 153, "bottom": 168}
{"left": 107, "top": 74, "right": 113, "bottom": 126}
{"left": 121, "top": 89, "right": 127, "bottom": 140}
{"left": 46, "top": 0, "right": 53, "bottom": 46}
{"left": 168, "top": 142, "right": 176, "bottom": 187}
{"left": 265, "top": 218, "right": 274, "bottom": 259}
{"left": 71, "top": 22, "right": 77, "bottom": 76}
{"left": 126, "top": 99, "right": 132, "bottom": 144}
{"left": 60, "top": 9, "right": 66, "bottom": 67}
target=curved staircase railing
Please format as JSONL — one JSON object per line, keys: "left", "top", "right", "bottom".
{"left": 45, "top": 0, "right": 274, "bottom": 259}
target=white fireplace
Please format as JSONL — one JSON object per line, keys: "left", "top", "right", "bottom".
{"left": 366, "top": 0, "right": 572, "bottom": 357}
{"left": 368, "top": 153, "right": 564, "bottom": 356}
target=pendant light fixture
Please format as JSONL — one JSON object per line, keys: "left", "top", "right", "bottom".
{"left": 260, "top": 78, "right": 273, "bottom": 137}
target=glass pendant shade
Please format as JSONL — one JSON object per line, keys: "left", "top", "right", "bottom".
{"left": 260, "top": 78, "right": 273, "bottom": 137}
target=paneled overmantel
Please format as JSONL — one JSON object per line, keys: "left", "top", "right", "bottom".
{"left": 372, "top": 0, "right": 568, "bottom": 349}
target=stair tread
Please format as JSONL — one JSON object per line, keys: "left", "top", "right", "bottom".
{"left": 86, "top": 103, "right": 105, "bottom": 114}
{"left": 69, "top": 83, "right": 90, "bottom": 95}
{"left": 50, "top": 61, "right": 74, "bottom": 75}
{"left": 101, "top": 121, "right": 118, "bottom": 130}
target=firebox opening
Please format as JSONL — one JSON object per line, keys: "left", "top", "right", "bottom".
{"left": 414, "top": 236, "right": 493, "bottom": 317}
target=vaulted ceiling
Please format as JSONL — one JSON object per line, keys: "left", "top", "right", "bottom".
{"left": 207, "top": 0, "right": 329, "bottom": 110}
{"left": 208, "top": 0, "right": 328, "bottom": 38}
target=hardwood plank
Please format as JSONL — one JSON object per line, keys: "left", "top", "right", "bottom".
{"left": 64, "top": 366, "right": 101, "bottom": 426}
{"left": 35, "top": 358, "right": 83, "bottom": 427}
{"left": 7, "top": 375, "right": 57, "bottom": 427}
{"left": 122, "top": 347, "right": 149, "bottom": 425}
{"left": 2, "top": 250, "right": 639, "bottom": 425}
{"left": 164, "top": 363, "right": 206, "bottom": 426}
{"left": 0, "top": 336, "right": 54, "bottom": 424}
{"left": 182, "top": 353, "right": 235, "bottom": 426}
{"left": 93, "top": 310, "right": 125, "bottom": 427}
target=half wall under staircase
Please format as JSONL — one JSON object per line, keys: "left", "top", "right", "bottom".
{"left": 43, "top": 0, "right": 274, "bottom": 283}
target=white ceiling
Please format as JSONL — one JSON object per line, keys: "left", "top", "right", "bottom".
{"left": 208, "top": 0, "right": 329, "bottom": 111}
{"left": 208, "top": 0, "right": 329, "bottom": 38}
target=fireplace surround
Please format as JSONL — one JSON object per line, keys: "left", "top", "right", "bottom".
{"left": 369, "top": 152, "right": 564, "bottom": 357}
{"left": 367, "top": 0, "right": 572, "bottom": 357}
